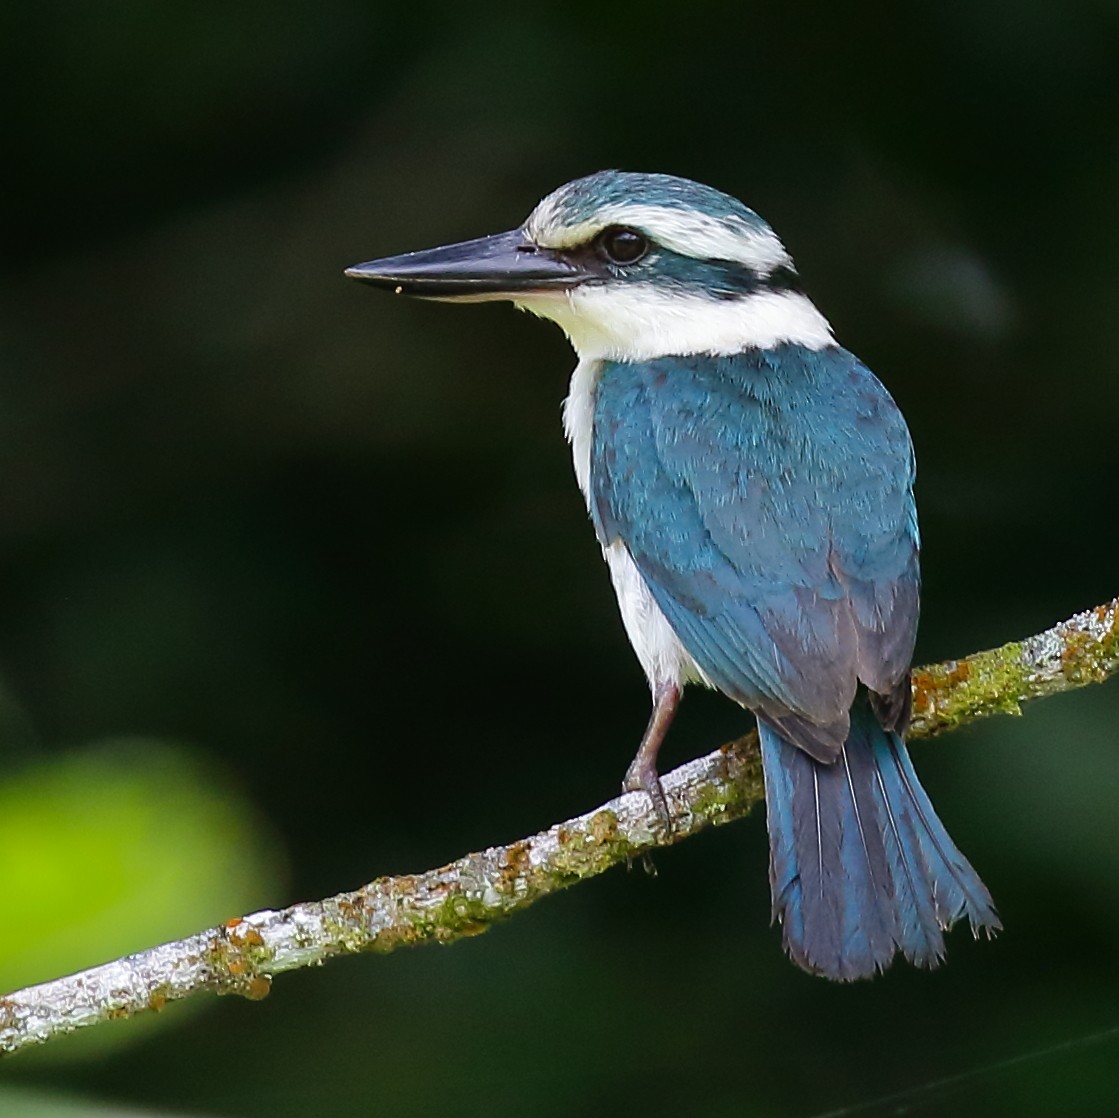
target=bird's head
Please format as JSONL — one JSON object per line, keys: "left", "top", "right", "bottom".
{"left": 347, "top": 171, "right": 833, "bottom": 360}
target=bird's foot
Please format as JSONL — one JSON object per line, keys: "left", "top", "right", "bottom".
{"left": 622, "top": 681, "right": 681, "bottom": 835}
{"left": 623, "top": 755, "right": 674, "bottom": 834}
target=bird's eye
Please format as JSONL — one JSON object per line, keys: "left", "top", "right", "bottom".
{"left": 595, "top": 226, "right": 649, "bottom": 266}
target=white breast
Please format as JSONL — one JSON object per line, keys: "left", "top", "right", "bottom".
{"left": 563, "top": 357, "right": 704, "bottom": 694}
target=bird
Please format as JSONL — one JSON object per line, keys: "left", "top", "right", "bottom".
{"left": 345, "top": 170, "right": 1000, "bottom": 980}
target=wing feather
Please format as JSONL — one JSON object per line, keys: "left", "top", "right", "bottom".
{"left": 590, "top": 345, "right": 919, "bottom": 755}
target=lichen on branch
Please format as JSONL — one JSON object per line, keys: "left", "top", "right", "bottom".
{"left": 1, "top": 598, "right": 1116, "bottom": 1058}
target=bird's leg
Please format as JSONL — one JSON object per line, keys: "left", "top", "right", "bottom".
{"left": 623, "top": 681, "right": 681, "bottom": 831}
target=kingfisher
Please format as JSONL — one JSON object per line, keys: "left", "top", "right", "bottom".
{"left": 346, "top": 171, "right": 1000, "bottom": 980}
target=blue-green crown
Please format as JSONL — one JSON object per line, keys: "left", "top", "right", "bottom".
{"left": 524, "top": 171, "right": 796, "bottom": 298}
{"left": 539, "top": 170, "right": 771, "bottom": 231}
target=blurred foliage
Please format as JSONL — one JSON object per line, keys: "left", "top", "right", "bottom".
{"left": 0, "top": 1087, "right": 189, "bottom": 1118}
{"left": 0, "top": 740, "right": 284, "bottom": 1058}
{"left": 3, "top": 1, "right": 1119, "bottom": 1115}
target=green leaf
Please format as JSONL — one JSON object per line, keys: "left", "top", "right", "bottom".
{"left": 0, "top": 739, "right": 286, "bottom": 1055}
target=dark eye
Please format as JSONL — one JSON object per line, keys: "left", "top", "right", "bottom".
{"left": 595, "top": 226, "right": 649, "bottom": 266}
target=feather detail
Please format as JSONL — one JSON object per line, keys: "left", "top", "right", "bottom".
{"left": 760, "top": 697, "right": 1000, "bottom": 980}
{"left": 588, "top": 347, "right": 920, "bottom": 734}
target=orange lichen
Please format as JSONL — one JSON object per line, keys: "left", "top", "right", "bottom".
{"left": 244, "top": 977, "right": 272, "bottom": 1001}
{"left": 588, "top": 810, "right": 619, "bottom": 845}
{"left": 448, "top": 920, "right": 489, "bottom": 940}
{"left": 225, "top": 926, "right": 264, "bottom": 948}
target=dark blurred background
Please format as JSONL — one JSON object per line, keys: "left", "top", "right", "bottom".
{"left": 3, "top": 3, "right": 1119, "bottom": 1116}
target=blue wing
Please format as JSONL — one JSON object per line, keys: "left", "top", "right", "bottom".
{"left": 589, "top": 344, "right": 919, "bottom": 760}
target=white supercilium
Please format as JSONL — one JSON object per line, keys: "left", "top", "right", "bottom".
{"left": 526, "top": 203, "right": 792, "bottom": 276}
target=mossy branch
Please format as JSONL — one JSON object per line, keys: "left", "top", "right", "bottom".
{"left": 2, "top": 599, "right": 1116, "bottom": 1057}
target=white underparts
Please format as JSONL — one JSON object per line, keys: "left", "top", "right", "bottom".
{"left": 603, "top": 539, "right": 707, "bottom": 692}
{"left": 562, "top": 356, "right": 598, "bottom": 499}
{"left": 563, "top": 356, "right": 705, "bottom": 694}
{"left": 519, "top": 287, "right": 834, "bottom": 362}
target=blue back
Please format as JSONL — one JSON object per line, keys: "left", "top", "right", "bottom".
{"left": 589, "top": 344, "right": 920, "bottom": 757}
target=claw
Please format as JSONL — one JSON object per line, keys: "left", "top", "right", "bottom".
{"left": 622, "top": 682, "right": 681, "bottom": 833}
{"left": 623, "top": 753, "right": 673, "bottom": 831}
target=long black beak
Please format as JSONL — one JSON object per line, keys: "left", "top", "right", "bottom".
{"left": 345, "top": 228, "right": 587, "bottom": 300}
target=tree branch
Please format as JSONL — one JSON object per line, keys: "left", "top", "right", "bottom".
{"left": 3, "top": 599, "right": 1116, "bottom": 1057}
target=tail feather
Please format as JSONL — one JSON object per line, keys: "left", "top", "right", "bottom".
{"left": 759, "top": 696, "right": 1000, "bottom": 980}
{"left": 890, "top": 740, "right": 1001, "bottom": 929}
{"left": 836, "top": 742, "right": 906, "bottom": 969}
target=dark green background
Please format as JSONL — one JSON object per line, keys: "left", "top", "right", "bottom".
{"left": 4, "top": 3, "right": 1119, "bottom": 1115}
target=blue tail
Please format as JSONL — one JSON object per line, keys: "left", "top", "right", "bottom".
{"left": 759, "top": 696, "right": 1000, "bottom": 980}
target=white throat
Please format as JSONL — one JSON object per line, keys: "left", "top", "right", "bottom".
{"left": 517, "top": 284, "right": 834, "bottom": 362}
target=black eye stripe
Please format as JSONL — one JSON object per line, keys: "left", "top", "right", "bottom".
{"left": 552, "top": 234, "right": 802, "bottom": 296}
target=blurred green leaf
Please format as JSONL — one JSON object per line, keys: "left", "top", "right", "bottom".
{"left": 0, "top": 1085, "right": 198, "bottom": 1117}
{"left": 0, "top": 739, "right": 285, "bottom": 1054}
